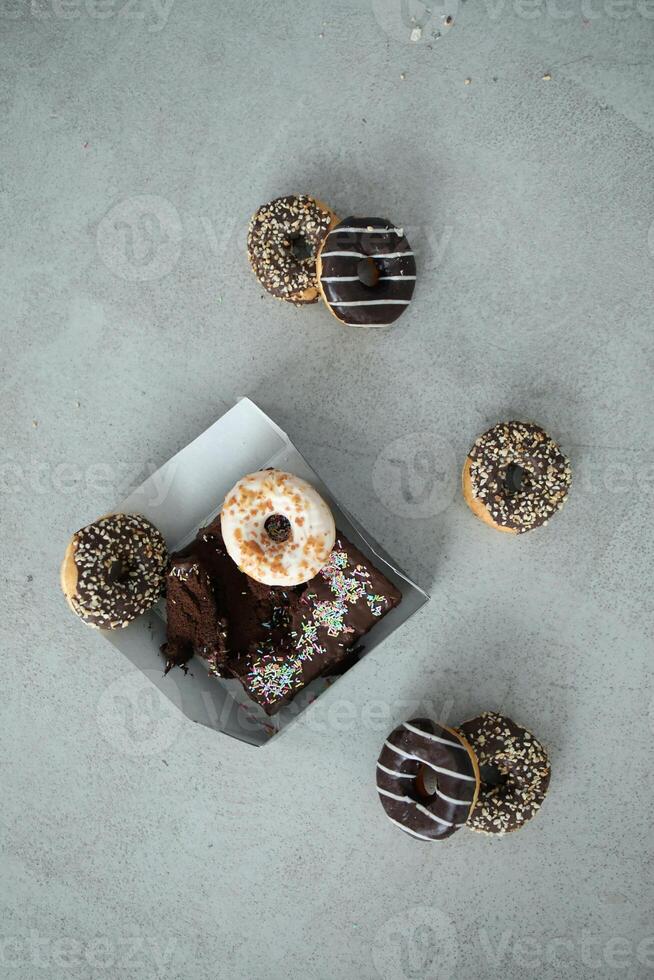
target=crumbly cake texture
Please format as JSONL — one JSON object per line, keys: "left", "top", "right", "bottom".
{"left": 247, "top": 195, "right": 335, "bottom": 303}
{"left": 162, "top": 558, "right": 229, "bottom": 672}
{"left": 467, "top": 421, "right": 571, "bottom": 533}
{"left": 458, "top": 712, "right": 551, "bottom": 835}
{"left": 162, "top": 517, "right": 402, "bottom": 714}
{"left": 63, "top": 513, "right": 168, "bottom": 629}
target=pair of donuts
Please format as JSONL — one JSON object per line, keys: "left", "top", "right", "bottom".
{"left": 61, "top": 470, "right": 337, "bottom": 628}
{"left": 377, "top": 712, "right": 551, "bottom": 840}
{"left": 247, "top": 194, "right": 416, "bottom": 328}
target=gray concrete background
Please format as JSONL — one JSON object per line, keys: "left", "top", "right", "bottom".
{"left": 1, "top": 1, "right": 653, "bottom": 978}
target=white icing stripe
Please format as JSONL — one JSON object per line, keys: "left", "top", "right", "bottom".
{"left": 383, "top": 741, "right": 477, "bottom": 781}
{"left": 378, "top": 789, "right": 463, "bottom": 827}
{"left": 328, "top": 227, "right": 405, "bottom": 235}
{"left": 330, "top": 300, "right": 410, "bottom": 307}
{"left": 320, "top": 250, "right": 414, "bottom": 259}
{"left": 414, "top": 804, "right": 456, "bottom": 829}
{"left": 403, "top": 721, "right": 467, "bottom": 750}
{"left": 321, "top": 275, "right": 416, "bottom": 282}
{"left": 436, "top": 789, "right": 473, "bottom": 807}
{"left": 378, "top": 787, "right": 412, "bottom": 803}
{"left": 377, "top": 763, "right": 471, "bottom": 805}
{"left": 385, "top": 816, "right": 435, "bottom": 841}
{"left": 320, "top": 251, "right": 367, "bottom": 257}
{"left": 377, "top": 762, "right": 413, "bottom": 778}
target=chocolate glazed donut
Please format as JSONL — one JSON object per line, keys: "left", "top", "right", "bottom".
{"left": 317, "top": 217, "right": 416, "bottom": 327}
{"left": 376, "top": 719, "right": 480, "bottom": 841}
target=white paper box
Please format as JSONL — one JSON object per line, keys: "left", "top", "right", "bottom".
{"left": 105, "top": 398, "right": 429, "bottom": 746}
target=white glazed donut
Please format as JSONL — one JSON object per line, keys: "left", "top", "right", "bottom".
{"left": 220, "top": 469, "right": 336, "bottom": 587}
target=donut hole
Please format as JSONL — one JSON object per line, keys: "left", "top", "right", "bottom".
{"left": 414, "top": 763, "right": 439, "bottom": 803}
{"left": 107, "top": 559, "right": 130, "bottom": 584}
{"left": 289, "top": 234, "right": 313, "bottom": 261}
{"left": 357, "top": 256, "right": 380, "bottom": 288}
{"left": 479, "top": 763, "right": 509, "bottom": 789}
{"left": 503, "top": 463, "right": 526, "bottom": 493}
{"left": 264, "top": 514, "right": 292, "bottom": 543}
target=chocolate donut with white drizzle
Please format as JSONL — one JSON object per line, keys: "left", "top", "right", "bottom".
{"left": 317, "top": 216, "right": 416, "bottom": 327}
{"left": 376, "top": 718, "right": 480, "bottom": 841}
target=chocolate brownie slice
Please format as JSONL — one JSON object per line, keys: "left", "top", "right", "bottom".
{"left": 163, "top": 517, "right": 300, "bottom": 675}
{"left": 162, "top": 557, "right": 229, "bottom": 674}
{"left": 162, "top": 519, "right": 402, "bottom": 714}
{"left": 230, "top": 537, "right": 401, "bottom": 713}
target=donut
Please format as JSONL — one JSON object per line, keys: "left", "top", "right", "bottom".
{"left": 376, "top": 718, "right": 480, "bottom": 841}
{"left": 220, "top": 469, "right": 336, "bottom": 587}
{"left": 60, "top": 513, "right": 168, "bottom": 629}
{"left": 316, "top": 216, "right": 416, "bottom": 328}
{"left": 458, "top": 712, "right": 551, "bottom": 835}
{"left": 247, "top": 195, "right": 339, "bottom": 304}
{"left": 462, "top": 420, "right": 571, "bottom": 534}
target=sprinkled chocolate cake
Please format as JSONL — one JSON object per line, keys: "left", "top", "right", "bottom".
{"left": 162, "top": 515, "right": 401, "bottom": 714}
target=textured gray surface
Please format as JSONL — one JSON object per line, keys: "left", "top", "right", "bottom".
{"left": 2, "top": 1, "right": 654, "bottom": 978}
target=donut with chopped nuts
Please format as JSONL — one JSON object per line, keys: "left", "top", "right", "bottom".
{"left": 60, "top": 514, "right": 168, "bottom": 629}
{"left": 462, "top": 420, "right": 571, "bottom": 533}
{"left": 220, "top": 469, "right": 335, "bottom": 587}
{"left": 457, "top": 712, "right": 551, "bottom": 835}
{"left": 317, "top": 216, "right": 416, "bottom": 327}
{"left": 247, "top": 195, "right": 339, "bottom": 304}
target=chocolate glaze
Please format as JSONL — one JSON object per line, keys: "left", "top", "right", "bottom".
{"left": 69, "top": 514, "right": 167, "bottom": 629}
{"left": 319, "top": 216, "right": 416, "bottom": 326}
{"left": 377, "top": 719, "right": 478, "bottom": 841}
{"left": 247, "top": 195, "right": 334, "bottom": 304}
{"left": 468, "top": 421, "right": 571, "bottom": 533}
{"left": 458, "top": 712, "right": 551, "bottom": 835}
{"left": 162, "top": 518, "right": 401, "bottom": 715}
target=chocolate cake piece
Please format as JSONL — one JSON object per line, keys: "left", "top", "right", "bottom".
{"left": 162, "top": 519, "right": 402, "bottom": 715}
{"left": 228, "top": 537, "right": 402, "bottom": 714}
{"left": 162, "top": 517, "right": 300, "bottom": 675}
{"left": 162, "top": 557, "right": 229, "bottom": 674}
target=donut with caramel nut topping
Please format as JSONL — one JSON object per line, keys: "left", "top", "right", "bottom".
{"left": 220, "top": 469, "right": 336, "bottom": 587}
